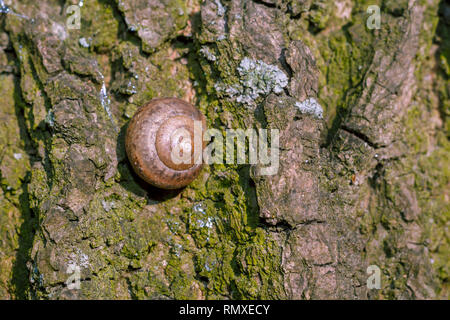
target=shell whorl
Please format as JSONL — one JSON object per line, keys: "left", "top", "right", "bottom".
{"left": 125, "top": 98, "right": 206, "bottom": 189}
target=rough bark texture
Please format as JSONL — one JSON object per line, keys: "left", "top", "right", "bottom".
{"left": 0, "top": 0, "right": 448, "bottom": 299}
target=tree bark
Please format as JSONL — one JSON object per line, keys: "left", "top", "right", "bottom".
{"left": 0, "top": 0, "right": 448, "bottom": 299}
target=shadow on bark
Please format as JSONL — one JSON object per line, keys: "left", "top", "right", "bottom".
{"left": 10, "top": 73, "right": 37, "bottom": 300}
{"left": 436, "top": 0, "right": 450, "bottom": 134}
{"left": 116, "top": 123, "right": 184, "bottom": 202}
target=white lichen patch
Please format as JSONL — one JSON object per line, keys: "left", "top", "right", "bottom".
{"left": 79, "top": 37, "right": 90, "bottom": 48}
{"left": 101, "top": 200, "right": 116, "bottom": 212}
{"left": 67, "top": 248, "right": 90, "bottom": 270}
{"left": 99, "top": 80, "right": 118, "bottom": 132}
{"left": 191, "top": 202, "right": 215, "bottom": 242}
{"left": 295, "top": 98, "right": 324, "bottom": 119}
{"left": 52, "top": 22, "right": 68, "bottom": 40}
{"left": 214, "top": 0, "right": 226, "bottom": 17}
{"left": 0, "top": 0, "right": 29, "bottom": 19}
{"left": 100, "top": 83, "right": 112, "bottom": 117}
{"left": 125, "top": 80, "right": 137, "bottom": 95}
{"left": 45, "top": 110, "right": 55, "bottom": 127}
{"left": 215, "top": 57, "right": 289, "bottom": 105}
{"left": 200, "top": 46, "right": 217, "bottom": 62}
{"left": 197, "top": 216, "right": 214, "bottom": 229}
{"left": 171, "top": 243, "right": 183, "bottom": 257}
{"left": 334, "top": 0, "right": 353, "bottom": 20}
{"left": 193, "top": 202, "right": 206, "bottom": 214}
{"left": 237, "top": 57, "right": 288, "bottom": 96}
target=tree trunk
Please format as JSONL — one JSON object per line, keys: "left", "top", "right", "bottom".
{"left": 0, "top": 0, "right": 448, "bottom": 299}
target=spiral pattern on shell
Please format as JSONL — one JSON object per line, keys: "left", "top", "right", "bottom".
{"left": 125, "top": 98, "right": 206, "bottom": 189}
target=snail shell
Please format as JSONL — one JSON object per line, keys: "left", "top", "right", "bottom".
{"left": 125, "top": 98, "right": 206, "bottom": 189}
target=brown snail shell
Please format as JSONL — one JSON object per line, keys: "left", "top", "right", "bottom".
{"left": 125, "top": 98, "right": 206, "bottom": 189}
